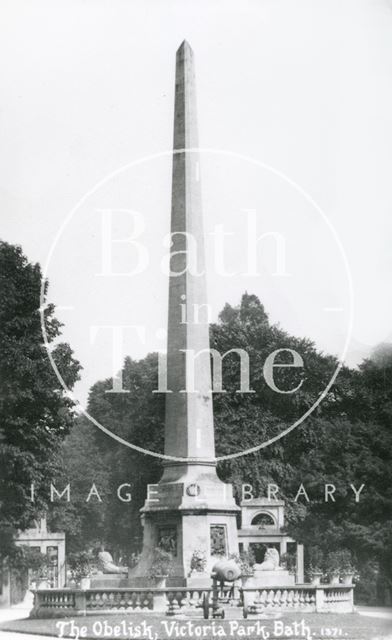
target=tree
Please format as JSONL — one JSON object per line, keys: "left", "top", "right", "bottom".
{"left": 0, "top": 241, "right": 81, "bottom": 557}
{"left": 48, "top": 418, "right": 111, "bottom": 553}
{"left": 51, "top": 353, "right": 165, "bottom": 556}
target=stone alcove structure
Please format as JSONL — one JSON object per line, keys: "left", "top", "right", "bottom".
{"left": 238, "top": 498, "right": 304, "bottom": 583}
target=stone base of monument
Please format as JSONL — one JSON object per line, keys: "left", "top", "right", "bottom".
{"left": 126, "top": 574, "right": 211, "bottom": 588}
{"left": 90, "top": 574, "right": 129, "bottom": 588}
{"left": 251, "top": 569, "right": 295, "bottom": 587}
{"left": 129, "top": 477, "right": 240, "bottom": 590}
{"left": 185, "top": 572, "right": 211, "bottom": 587}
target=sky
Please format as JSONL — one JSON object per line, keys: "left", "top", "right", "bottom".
{"left": 1, "top": 0, "right": 392, "bottom": 407}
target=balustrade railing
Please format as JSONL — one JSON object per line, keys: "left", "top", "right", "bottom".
{"left": 242, "top": 585, "right": 354, "bottom": 616}
{"left": 86, "top": 589, "right": 154, "bottom": 612}
{"left": 242, "top": 586, "right": 316, "bottom": 615}
{"left": 31, "top": 583, "right": 354, "bottom": 619}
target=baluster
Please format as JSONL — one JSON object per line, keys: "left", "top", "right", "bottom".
{"left": 112, "top": 591, "right": 121, "bottom": 608}
{"left": 192, "top": 590, "right": 200, "bottom": 609}
{"left": 250, "top": 589, "right": 262, "bottom": 615}
{"left": 142, "top": 592, "right": 150, "bottom": 609}
{"left": 166, "top": 591, "right": 179, "bottom": 616}
{"left": 176, "top": 590, "right": 184, "bottom": 610}
{"left": 141, "top": 591, "right": 148, "bottom": 610}
{"left": 267, "top": 589, "right": 275, "bottom": 608}
{"left": 116, "top": 591, "right": 124, "bottom": 609}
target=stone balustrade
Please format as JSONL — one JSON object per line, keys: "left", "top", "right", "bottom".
{"left": 31, "top": 584, "right": 354, "bottom": 619}
{"left": 86, "top": 589, "right": 154, "bottom": 613}
{"left": 242, "top": 585, "right": 354, "bottom": 616}
{"left": 30, "top": 587, "right": 210, "bottom": 619}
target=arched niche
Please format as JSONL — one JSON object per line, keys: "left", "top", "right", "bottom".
{"left": 250, "top": 511, "right": 276, "bottom": 528}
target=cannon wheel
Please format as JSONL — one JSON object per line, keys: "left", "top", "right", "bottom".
{"left": 202, "top": 593, "right": 210, "bottom": 619}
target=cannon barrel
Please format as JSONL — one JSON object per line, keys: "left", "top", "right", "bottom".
{"left": 211, "top": 559, "right": 241, "bottom": 582}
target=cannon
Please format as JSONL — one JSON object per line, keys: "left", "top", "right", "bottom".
{"left": 212, "top": 559, "right": 241, "bottom": 583}
{"left": 203, "top": 559, "right": 241, "bottom": 619}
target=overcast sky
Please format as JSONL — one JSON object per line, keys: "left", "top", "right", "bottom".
{"left": 1, "top": 0, "right": 392, "bottom": 407}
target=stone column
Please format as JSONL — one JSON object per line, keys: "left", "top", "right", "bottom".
{"left": 296, "top": 543, "right": 304, "bottom": 583}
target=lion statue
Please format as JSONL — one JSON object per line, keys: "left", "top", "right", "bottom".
{"left": 254, "top": 547, "right": 280, "bottom": 571}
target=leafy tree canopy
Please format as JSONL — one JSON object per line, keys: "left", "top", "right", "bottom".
{"left": 0, "top": 241, "right": 81, "bottom": 557}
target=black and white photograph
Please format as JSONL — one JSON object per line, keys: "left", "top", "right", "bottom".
{"left": 0, "top": 1, "right": 391, "bottom": 639}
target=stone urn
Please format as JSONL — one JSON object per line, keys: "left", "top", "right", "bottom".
{"left": 310, "top": 572, "right": 323, "bottom": 586}
{"left": 37, "top": 580, "right": 49, "bottom": 590}
{"left": 80, "top": 577, "right": 91, "bottom": 590}
{"left": 340, "top": 573, "right": 353, "bottom": 586}
{"left": 329, "top": 573, "right": 340, "bottom": 586}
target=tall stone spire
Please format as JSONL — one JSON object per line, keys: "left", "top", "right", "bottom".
{"left": 164, "top": 40, "right": 215, "bottom": 466}
{"left": 133, "top": 43, "right": 239, "bottom": 586}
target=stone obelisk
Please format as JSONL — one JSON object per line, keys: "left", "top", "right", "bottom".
{"left": 133, "top": 41, "right": 239, "bottom": 587}
{"left": 162, "top": 39, "right": 216, "bottom": 473}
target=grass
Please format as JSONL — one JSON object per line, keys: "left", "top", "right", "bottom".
{"left": 1, "top": 612, "right": 392, "bottom": 640}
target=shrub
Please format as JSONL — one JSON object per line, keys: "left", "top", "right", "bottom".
{"left": 67, "top": 551, "right": 93, "bottom": 581}
{"left": 325, "top": 551, "right": 342, "bottom": 575}
{"left": 190, "top": 548, "right": 207, "bottom": 573}
{"left": 307, "top": 546, "right": 324, "bottom": 575}
{"left": 8, "top": 546, "right": 48, "bottom": 580}
{"left": 338, "top": 549, "right": 355, "bottom": 573}
{"left": 148, "top": 548, "right": 173, "bottom": 579}
{"left": 229, "top": 549, "right": 255, "bottom": 576}
{"left": 281, "top": 551, "right": 296, "bottom": 575}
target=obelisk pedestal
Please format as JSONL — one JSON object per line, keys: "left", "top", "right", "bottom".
{"left": 129, "top": 41, "right": 239, "bottom": 587}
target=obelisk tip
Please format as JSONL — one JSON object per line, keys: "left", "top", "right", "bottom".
{"left": 177, "top": 39, "right": 194, "bottom": 55}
